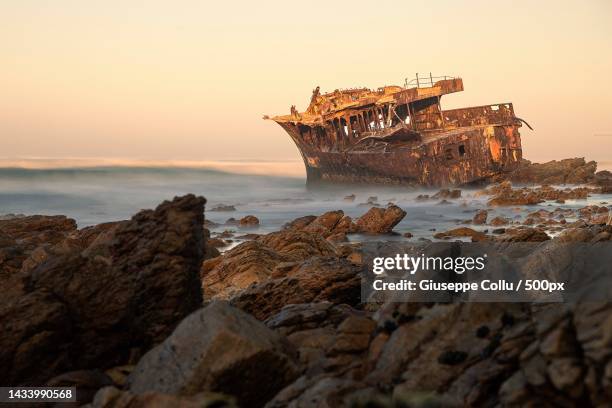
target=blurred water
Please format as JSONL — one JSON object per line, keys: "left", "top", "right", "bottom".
{"left": 0, "top": 166, "right": 610, "bottom": 241}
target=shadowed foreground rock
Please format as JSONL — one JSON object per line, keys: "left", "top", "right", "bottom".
{"left": 0, "top": 195, "right": 206, "bottom": 385}
{"left": 127, "top": 301, "right": 298, "bottom": 408}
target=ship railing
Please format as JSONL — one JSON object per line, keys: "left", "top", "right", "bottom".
{"left": 404, "top": 73, "right": 455, "bottom": 89}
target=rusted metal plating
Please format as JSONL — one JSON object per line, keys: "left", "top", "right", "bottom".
{"left": 266, "top": 76, "right": 525, "bottom": 186}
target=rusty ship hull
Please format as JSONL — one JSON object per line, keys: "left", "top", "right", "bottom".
{"left": 267, "top": 77, "right": 524, "bottom": 187}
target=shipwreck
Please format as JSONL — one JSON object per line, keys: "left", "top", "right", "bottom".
{"left": 265, "top": 74, "right": 530, "bottom": 186}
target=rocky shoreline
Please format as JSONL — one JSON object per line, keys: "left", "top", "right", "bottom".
{"left": 1, "top": 158, "right": 612, "bottom": 407}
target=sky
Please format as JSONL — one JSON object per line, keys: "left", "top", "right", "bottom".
{"left": 1, "top": 0, "right": 611, "bottom": 164}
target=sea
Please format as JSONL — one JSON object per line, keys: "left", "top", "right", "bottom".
{"left": 1, "top": 159, "right": 611, "bottom": 242}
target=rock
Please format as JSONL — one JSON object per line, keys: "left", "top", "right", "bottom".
{"left": 487, "top": 184, "right": 591, "bottom": 207}
{"left": 303, "top": 210, "right": 345, "bottom": 235}
{"left": 265, "top": 303, "right": 375, "bottom": 375}
{"left": 438, "top": 350, "right": 468, "bottom": 365}
{"left": 239, "top": 215, "right": 259, "bottom": 228}
{"left": 91, "top": 386, "right": 238, "bottom": 408}
{"left": 434, "top": 227, "right": 487, "bottom": 242}
{"left": 210, "top": 204, "right": 236, "bottom": 212}
{"left": 128, "top": 301, "right": 298, "bottom": 408}
{"left": 0, "top": 195, "right": 206, "bottom": 385}
{"left": 204, "top": 219, "right": 220, "bottom": 228}
{"left": 201, "top": 240, "right": 291, "bottom": 299}
{"left": 556, "top": 228, "right": 595, "bottom": 243}
{"left": 207, "top": 237, "right": 228, "bottom": 248}
{"left": 0, "top": 215, "right": 78, "bottom": 276}
{"left": 490, "top": 216, "right": 510, "bottom": 226}
{"left": 497, "top": 228, "right": 550, "bottom": 242}
{"left": 283, "top": 212, "right": 356, "bottom": 238}
{"left": 344, "top": 194, "right": 356, "bottom": 202}
{"left": 203, "top": 228, "right": 221, "bottom": 260}
{"left": 368, "top": 303, "right": 526, "bottom": 403}
{"left": 231, "top": 256, "right": 361, "bottom": 321}
{"left": 104, "top": 365, "right": 134, "bottom": 388}
{"left": 508, "top": 158, "right": 597, "bottom": 184}
{"left": 217, "top": 229, "right": 235, "bottom": 238}
{"left": 472, "top": 210, "right": 488, "bottom": 225}
{"left": 201, "top": 230, "right": 337, "bottom": 299}
{"left": 433, "top": 188, "right": 462, "bottom": 200}
{"left": 595, "top": 170, "right": 612, "bottom": 193}
{"left": 283, "top": 215, "right": 317, "bottom": 230}
{"left": 266, "top": 375, "right": 366, "bottom": 408}
{"left": 257, "top": 229, "right": 338, "bottom": 260}
{"left": 588, "top": 212, "right": 610, "bottom": 225}
{"left": 224, "top": 217, "right": 239, "bottom": 225}
{"left": 403, "top": 232, "right": 413, "bottom": 238}
{"left": 488, "top": 189, "right": 544, "bottom": 207}
{"left": 355, "top": 205, "right": 406, "bottom": 234}
{"left": 327, "top": 232, "right": 347, "bottom": 243}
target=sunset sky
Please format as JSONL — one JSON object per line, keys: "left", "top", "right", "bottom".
{"left": 1, "top": 0, "right": 611, "bottom": 164}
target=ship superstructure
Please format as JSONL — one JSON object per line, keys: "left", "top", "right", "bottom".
{"left": 266, "top": 74, "right": 527, "bottom": 186}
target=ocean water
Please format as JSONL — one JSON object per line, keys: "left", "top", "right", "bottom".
{"left": 1, "top": 164, "right": 610, "bottom": 242}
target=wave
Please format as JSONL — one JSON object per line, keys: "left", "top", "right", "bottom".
{"left": 0, "top": 158, "right": 306, "bottom": 178}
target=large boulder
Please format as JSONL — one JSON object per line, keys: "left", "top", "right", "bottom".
{"left": 0, "top": 195, "right": 206, "bottom": 385}
{"left": 127, "top": 301, "right": 299, "bottom": 408}
{"left": 355, "top": 205, "right": 406, "bottom": 234}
